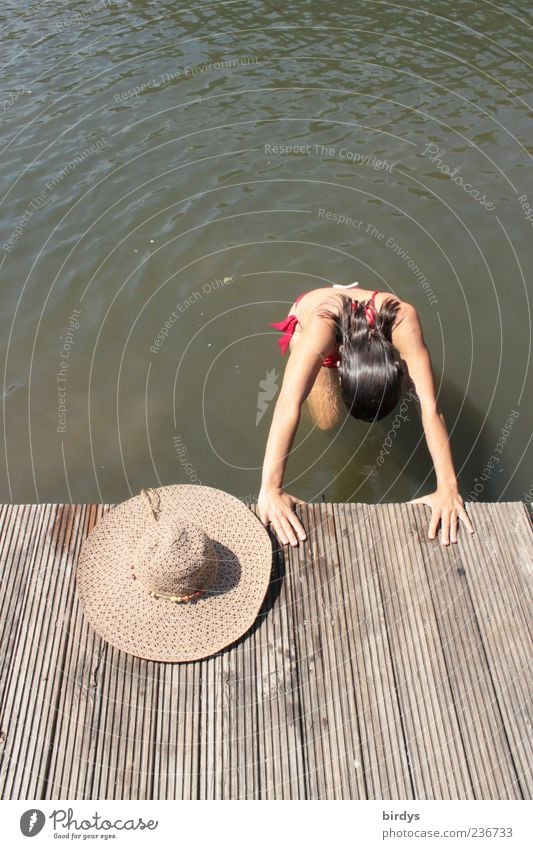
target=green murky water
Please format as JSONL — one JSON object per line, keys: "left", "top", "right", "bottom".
{"left": 1, "top": 0, "right": 531, "bottom": 506}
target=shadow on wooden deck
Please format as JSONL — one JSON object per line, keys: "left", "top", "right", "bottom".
{"left": 0, "top": 501, "right": 531, "bottom": 800}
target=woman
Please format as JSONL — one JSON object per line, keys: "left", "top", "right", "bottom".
{"left": 257, "top": 282, "right": 475, "bottom": 547}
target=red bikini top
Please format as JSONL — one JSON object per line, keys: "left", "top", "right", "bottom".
{"left": 270, "top": 290, "right": 379, "bottom": 367}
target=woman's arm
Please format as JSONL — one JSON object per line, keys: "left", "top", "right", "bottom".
{"left": 393, "top": 303, "right": 475, "bottom": 544}
{"left": 258, "top": 314, "right": 337, "bottom": 546}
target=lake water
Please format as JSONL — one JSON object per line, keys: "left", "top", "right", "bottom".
{"left": 1, "top": 0, "right": 531, "bottom": 508}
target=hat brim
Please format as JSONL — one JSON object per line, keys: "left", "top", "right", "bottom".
{"left": 76, "top": 485, "right": 273, "bottom": 662}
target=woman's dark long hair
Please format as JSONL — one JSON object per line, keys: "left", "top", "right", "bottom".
{"left": 322, "top": 294, "right": 406, "bottom": 421}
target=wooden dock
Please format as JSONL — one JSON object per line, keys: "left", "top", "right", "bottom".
{"left": 0, "top": 500, "right": 531, "bottom": 800}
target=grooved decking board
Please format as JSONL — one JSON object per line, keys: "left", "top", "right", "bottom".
{"left": 454, "top": 502, "right": 532, "bottom": 797}
{"left": 329, "top": 502, "right": 412, "bottom": 799}
{"left": 0, "top": 501, "right": 531, "bottom": 800}
{"left": 0, "top": 503, "right": 90, "bottom": 799}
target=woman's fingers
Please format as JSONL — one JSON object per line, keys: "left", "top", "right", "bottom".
{"left": 428, "top": 506, "right": 441, "bottom": 540}
{"left": 278, "top": 514, "right": 298, "bottom": 547}
{"left": 258, "top": 491, "right": 307, "bottom": 546}
{"left": 271, "top": 508, "right": 307, "bottom": 547}
{"left": 440, "top": 510, "right": 451, "bottom": 545}
{"left": 288, "top": 509, "right": 307, "bottom": 542}
{"left": 283, "top": 509, "right": 309, "bottom": 546}
{"left": 449, "top": 510, "right": 458, "bottom": 544}
{"left": 272, "top": 519, "right": 288, "bottom": 546}
{"left": 266, "top": 494, "right": 473, "bottom": 548}
{"left": 459, "top": 507, "right": 475, "bottom": 534}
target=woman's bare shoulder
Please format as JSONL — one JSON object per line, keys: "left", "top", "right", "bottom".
{"left": 294, "top": 288, "right": 343, "bottom": 322}
{"left": 389, "top": 299, "right": 425, "bottom": 349}
{"left": 373, "top": 290, "right": 409, "bottom": 309}
{"left": 368, "top": 294, "right": 420, "bottom": 343}
{"left": 391, "top": 298, "right": 418, "bottom": 323}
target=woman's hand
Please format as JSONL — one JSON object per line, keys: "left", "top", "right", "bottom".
{"left": 409, "top": 485, "right": 475, "bottom": 545}
{"left": 257, "top": 488, "right": 307, "bottom": 547}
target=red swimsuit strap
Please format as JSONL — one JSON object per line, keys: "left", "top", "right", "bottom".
{"left": 269, "top": 314, "right": 298, "bottom": 354}
{"left": 348, "top": 290, "right": 379, "bottom": 325}
{"left": 365, "top": 290, "right": 379, "bottom": 323}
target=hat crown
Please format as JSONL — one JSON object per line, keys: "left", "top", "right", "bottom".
{"left": 134, "top": 516, "right": 218, "bottom": 599}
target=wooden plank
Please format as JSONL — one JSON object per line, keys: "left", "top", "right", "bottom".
{"left": 279, "top": 539, "right": 310, "bottom": 800}
{"left": 0, "top": 505, "right": 47, "bottom": 687}
{"left": 324, "top": 503, "right": 371, "bottom": 799}
{"left": 307, "top": 502, "right": 345, "bottom": 797}
{"left": 457, "top": 502, "right": 532, "bottom": 798}
{"left": 184, "top": 657, "right": 202, "bottom": 798}
{"left": 92, "top": 650, "right": 159, "bottom": 799}
{"left": 406, "top": 502, "right": 522, "bottom": 799}
{"left": 236, "top": 611, "right": 257, "bottom": 798}
{"left": 370, "top": 503, "right": 473, "bottom": 799}
{"left": 45, "top": 504, "right": 110, "bottom": 798}
{"left": 481, "top": 502, "right": 532, "bottom": 616}
{"left": 230, "top": 602, "right": 260, "bottom": 799}
{"left": 301, "top": 502, "right": 357, "bottom": 799}
{"left": 253, "top": 533, "right": 306, "bottom": 799}
{"left": 0, "top": 503, "right": 88, "bottom": 799}
{"left": 153, "top": 660, "right": 201, "bottom": 799}
{"left": 46, "top": 504, "right": 161, "bottom": 799}
{"left": 196, "top": 652, "right": 222, "bottom": 799}
{"left": 333, "top": 502, "right": 412, "bottom": 799}
{"left": 0, "top": 503, "right": 49, "bottom": 797}
{"left": 289, "top": 503, "right": 329, "bottom": 799}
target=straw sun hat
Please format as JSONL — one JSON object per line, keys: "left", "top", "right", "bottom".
{"left": 76, "top": 485, "right": 273, "bottom": 662}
